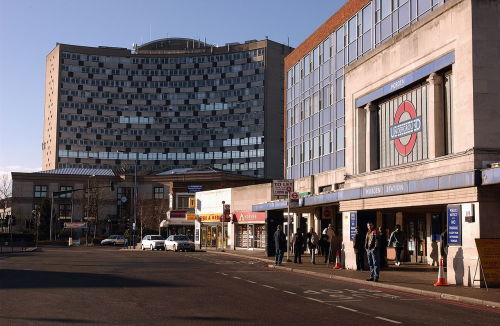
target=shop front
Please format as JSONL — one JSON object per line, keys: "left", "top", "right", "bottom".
{"left": 233, "top": 211, "right": 266, "bottom": 250}
{"left": 198, "top": 213, "right": 230, "bottom": 249}
{"left": 160, "top": 210, "right": 195, "bottom": 240}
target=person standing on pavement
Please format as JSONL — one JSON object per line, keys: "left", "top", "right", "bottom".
{"left": 365, "top": 222, "right": 380, "bottom": 282}
{"left": 292, "top": 228, "right": 304, "bottom": 264}
{"left": 325, "top": 224, "right": 336, "bottom": 263}
{"left": 352, "top": 226, "right": 365, "bottom": 271}
{"left": 273, "top": 225, "right": 286, "bottom": 265}
{"left": 378, "top": 226, "right": 388, "bottom": 268}
{"left": 306, "top": 227, "right": 319, "bottom": 264}
{"left": 388, "top": 224, "right": 405, "bottom": 266}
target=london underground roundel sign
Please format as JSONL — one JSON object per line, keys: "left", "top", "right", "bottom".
{"left": 389, "top": 101, "right": 422, "bottom": 156}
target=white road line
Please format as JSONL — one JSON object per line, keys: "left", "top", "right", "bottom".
{"left": 246, "top": 280, "right": 257, "bottom": 284}
{"left": 233, "top": 276, "right": 241, "bottom": 279}
{"left": 305, "top": 297, "right": 325, "bottom": 303}
{"left": 283, "top": 291, "right": 296, "bottom": 295}
{"left": 336, "top": 305, "right": 358, "bottom": 312}
{"left": 261, "top": 285, "right": 275, "bottom": 289}
{"left": 375, "top": 316, "right": 402, "bottom": 324}
{"left": 221, "top": 273, "right": 228, "bottom": 276}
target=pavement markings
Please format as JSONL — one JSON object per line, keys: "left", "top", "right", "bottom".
{"left": 221, "top": 273, "right": 228, "bottom": 276}
{"left": 336, "top": 305, "right": 358, "bottom": 312}
{"left": 283, "top": 291, "right": 296, "bottom": 295}
{"left": 233, "top": 276, "right": 241, "bottom": 279}
{"left": 261, "top": 285, "right": 275, "bottom": 289}
{"left": 375, "top": 316, "right": 402, "bottom": 324}
{"left": 305, "top": 297, "right": 325, "bottom": 303}
{"left": 246, "top": 280, "right": 257, "bottom": 284}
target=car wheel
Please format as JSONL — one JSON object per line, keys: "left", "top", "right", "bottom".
{"left": 141, "top": 245, "right": 145, "bottom": 251}
{"left": 173, "top": 245, "right": 177, "bottom": 252}
{"left": 150, "top": 245, "right": 154, "bottom": 251}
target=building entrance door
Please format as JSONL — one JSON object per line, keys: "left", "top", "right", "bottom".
{"left": 406, "top": 215, "right": 426, "bottom": 263}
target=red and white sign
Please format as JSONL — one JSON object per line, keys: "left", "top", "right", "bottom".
{"left": 290, "top": 192, "right": 299, "bottom": 200}
{"left": 390, "top": 101, "right": 422, "bottom": 156}
{"left": 233, "top": 211, "right": 266, "bottom": 223}
{"left": 273, "top": 179, "right": 294, "bottom": 196}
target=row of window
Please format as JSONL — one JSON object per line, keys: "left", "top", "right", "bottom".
{"left": 62, "top": 48, "right": 264, "bottom": 65}
{"left": 287, "top": 128, "right": 344, "bottom": 166}
{"left": 58, "top": 149, "right": 266, "bottom": 160}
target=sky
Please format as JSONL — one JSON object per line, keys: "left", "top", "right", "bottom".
{"left": 0, "top": 0, "right": 347, "bottom": 179}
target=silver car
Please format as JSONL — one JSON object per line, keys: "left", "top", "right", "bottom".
{"left": 141, "top": 235, "right": 165, "bottom": 250}
{"left": 100, "top": 235, "right": 128, "bottom": 246}
{"left": 164, "top": 235, "right": 195, "bottom": 252}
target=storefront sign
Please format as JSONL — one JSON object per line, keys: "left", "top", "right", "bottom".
{"left": 349, "top": 212, "right": 357, "bottom": 241}
{"left": 475, "top": 239, "right": 500, "bottom": 287}
{"left": 186, "top": 213, "right": 196, "bottom": 221}
{"left": 363, "top": 186, "right": 383, "bottom": 198}
{"left": 390, "top": 101, "right": 422, "bottom": 156}
{"left": 272, "top": 179, "right": 294, "bottom": 196}
{"left": 169, "top": 210, "right": 186, "bottom": 218}
{"left": 233, "top": 211, "right": 266, "bottom": 223}
{"left": 64, "top": 222, "right": 87, "bottom": 229}
{"left": 188, "top": 185, "right": 203, "bottom": 193}
{"left": 447, "top": 205, "right": 461, "bottom": 246}
{"left": 199, "top": 214, "right": 230, "bottom": 223}
{"left": 383, "top": 182, "right": 408, "bottom": 196}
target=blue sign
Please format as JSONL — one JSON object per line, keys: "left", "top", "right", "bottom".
{"left": 447, "top": 205, "right": 461, "bottom": 246}
{"left": 349, "top": 212, "right": 357, "bottom": 241}
{"left": 188, "top": 185, "right": 203, "bottom": 193}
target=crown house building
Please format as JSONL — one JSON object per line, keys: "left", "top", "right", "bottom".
{"left": 253, "top": 0, "right": 500, "bottom": 286}
{"left": 42, "top": 38, "right": 292, "bottom": 178}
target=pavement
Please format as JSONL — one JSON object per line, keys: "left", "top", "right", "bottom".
{"left": 206, "top": 247, "right": 500, "bottom": 310}
{"left": 0, "top": 246, "right": 38, "bottom": 254}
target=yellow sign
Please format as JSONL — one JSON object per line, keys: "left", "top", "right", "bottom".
{"left": 186, "top": 213, "right": 196, "bottom": 221}
{"left": 189, "top": 198, "right": 196, "bottom": 209}
{"left": 475, "top": 239, "right": 500, "bottom": 287}
{"left": 199, "top": 214, "right": 222, "bottom": 222}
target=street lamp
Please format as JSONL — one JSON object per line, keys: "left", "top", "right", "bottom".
{"left": 116, "top": 151, "right": 138, "bottom": 249}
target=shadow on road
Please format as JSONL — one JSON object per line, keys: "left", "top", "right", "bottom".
{"left": 0, "top": 269, "right": 190, "bottom": 289}
{"left": 171, "top": 316, "right": 251, "bottom": 322}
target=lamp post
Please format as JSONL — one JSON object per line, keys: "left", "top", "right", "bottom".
{"left": 221, "top": 200, "right": 225, "bottom": 252}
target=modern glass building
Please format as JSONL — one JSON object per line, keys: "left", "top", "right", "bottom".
{"left": 285, "top": 0, "right": 451, "bottom": 179}
{"left": 43, "top": 38, "right": 292, "bottom": 178}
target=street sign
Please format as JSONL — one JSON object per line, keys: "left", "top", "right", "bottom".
{"left": 223, "top": 204, "right": 231, "bottom": 214}
{"left": 273, "top": 179, "right": 294, "bottom": 196}
{"left": 188, "top": 185, "right": 203, "bottom": 193}
{"left": 290, "top": 192, "right": 299, "bottom": 200}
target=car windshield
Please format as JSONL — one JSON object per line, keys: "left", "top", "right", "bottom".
{"left": 150, "top": 236, "right": 164, "bottom": 240}
{"left": 173, "top": 236, "right": 189, "bottom": 241}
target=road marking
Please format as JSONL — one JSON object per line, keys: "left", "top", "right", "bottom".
{"left": 221, "top": 273, "right": 228, "bottom": 276}
{"left": 305, "top": 297, "right": 325, "bottom": 303}
{"left": 246, "top": 280, "right": 257, "bottom": 284}
{"left": 283, "top": 290, "right": 296, "bottom": 295}
{"left": 261, "top": 285, "right": 275, "bottom": 289}
{"left": 375, "top": 316, "right": 402, "bottom": 324}
{"left": 232, "top": 276, "right": 241, "bottom": 279}
{"left": 336, "top": 305, "right": 358, "bottom": 312}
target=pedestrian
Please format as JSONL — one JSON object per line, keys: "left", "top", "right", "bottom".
{"left": 378, "top": 226, "right": 388, "bottom": 268}
{"left": 306, "top": 227, "right": 319, "bottom": 264}
{"left": 365, "top": 222, "right": 380, "bottom": 282}
{"left": 352, "top": 226, "right": 365, "bottom": 271}
{"left": 273, "top": 225, "right": 286, "bottom": 265}
{"left": 292, "top": 228, "right": 304, "bottom": 264}
{"left": 325, "top": 224, "right": 336, "bottom": 263}
{"left": 388, "top": 224, "right": 405, "bottom": 266}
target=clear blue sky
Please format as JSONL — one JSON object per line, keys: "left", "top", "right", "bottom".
{"left": 0, "top": 0, "right": 347, "bottom": 177}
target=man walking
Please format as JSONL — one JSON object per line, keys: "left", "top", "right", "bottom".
{"left": 306, "top": 227, "right": 319, "bottom": 264}
{"left": 274, "top": 225, "right": 286, "bottom": 265}
{"left": 388, "top": 224, "right": 405, "bottom": 266}
{"left": 365, "top": 222, "right": 380, "bottom": 281}
{"left": 352, "top": 226, "right": 365, "bottom": 271}
{"left": 292, "top": 228, "right": 304, "bottom": 264}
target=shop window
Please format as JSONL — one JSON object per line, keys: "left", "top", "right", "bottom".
{"left": 59, "top": 204, "right": 72, "bottom": 219}
{"left": 34, "top": 185, "right": 48, "bottom": 198}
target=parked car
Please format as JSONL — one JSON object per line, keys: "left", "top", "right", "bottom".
{"left": 141, "top": 235, "right": 165, "bottom": 250}
{"left": 100, "top": 235, "right": 127, "bottom": 246}
{"left": 164, "top": 235, "right": 195, "bottom": 252}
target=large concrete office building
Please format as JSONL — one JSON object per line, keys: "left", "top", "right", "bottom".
{"left": 43, "top": 38, "right": 292, "bottom": 179}
{"left": 255, "top": 0, "right": 500, "bottom": 286}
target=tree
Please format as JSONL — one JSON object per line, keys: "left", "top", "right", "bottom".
{"left": 0, "top": 174, "right": 12, "bottom": 214}
{"left": 38, "top": 198, "right": 52, "bottom": 239}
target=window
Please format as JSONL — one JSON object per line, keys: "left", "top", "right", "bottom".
{"left": 34, "top": 185, "right": 48, "bottom": 198}
{"left": 59, "top": 186, "right": 73, "bottom": 198}
{"left": 59, "top": 204, "right": 72, "bottom": 219}
{"left": 444, "top": 72, "right": 454, "bottom": 154}
{"left": 336, "top": 127, "right": 345, "bottom": 151}
{"left": 177, "top": 195, "right": 193, "bottom": 209}
{"left": 154, "top": 187, "right": 164, "bottom": 199}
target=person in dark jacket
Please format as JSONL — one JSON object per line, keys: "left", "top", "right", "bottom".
{"left": 292, "top": 228, "right": 304, "bottom": 264}
{"left": 365, "top": 222, "right": 380, "bottom": 281}
{"left": 306, "top": 228, "right": 319, "bottom": 264}
{"left": 352, "top": 226, "right": 365, "bottom": 271}
{"left": 388, "top": 224, "right": 405, "bottom": 266}
{"left": 378, "top": 226, "right": 388, "bottom": 268}
{"left": 273, "top": 225, "right": 286, "bottom": 265}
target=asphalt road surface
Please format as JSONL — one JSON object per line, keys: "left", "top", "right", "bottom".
{"left": 1, "top": 247, "right": 498, "bottom": 325}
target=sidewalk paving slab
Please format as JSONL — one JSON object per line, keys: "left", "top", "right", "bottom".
{"left": 207, "top": 248, "right": 500, "bottom": 310}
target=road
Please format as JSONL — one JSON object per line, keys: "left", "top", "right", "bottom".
{"left": 0, "top": 247, "right": 498, "bottom": 325}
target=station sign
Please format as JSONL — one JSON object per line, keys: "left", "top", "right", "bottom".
{"left": 349, "top": 212, "right": 357, "bottom": 241}
{"left": 447, "top": 205, "right": 461, "bottom": 246}
{"left": 272, "top": 179, "right": 294, "bottom": 196}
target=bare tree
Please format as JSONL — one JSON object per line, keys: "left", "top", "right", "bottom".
{"left": 0, "top": 174, "right": 12, "bottom": 204}
{"left": 140, "top": 197, "right": 167, "bottom": 234}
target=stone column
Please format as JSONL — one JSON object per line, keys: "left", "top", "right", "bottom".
{"left": 356, "top": 107, "right": 367, "bottom": 174}
{"left": 427, "top": 72, "right": 445, "bottom": 158}
{"left": 365, "top": 102, "right": 379, "bottom": 172}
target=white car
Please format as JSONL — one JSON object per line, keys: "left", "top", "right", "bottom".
{"left": 141, "top": 235, "right": 165, "bottom": 251}
{"left": 164, "top": 235, "right": 195, "bottom": 252}
{"left": 100, "top": 235, "right": 128, "bottom": 246}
